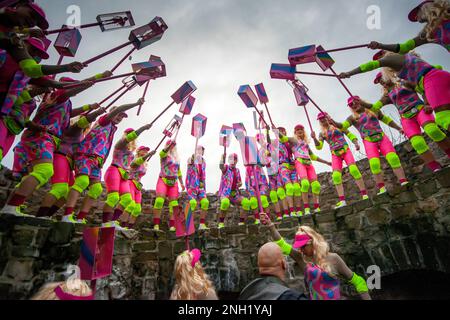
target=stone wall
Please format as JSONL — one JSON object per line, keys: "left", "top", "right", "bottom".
{"left": 0, "top": 138, "right": 449, "bottom": 299}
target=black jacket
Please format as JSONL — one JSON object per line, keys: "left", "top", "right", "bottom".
{"left": 238, "top": 275, "right": 308, "bottom": 300}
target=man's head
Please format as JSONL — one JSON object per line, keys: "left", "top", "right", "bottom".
{"left": 257, "top": 242, "right": 287, "bottom": 281}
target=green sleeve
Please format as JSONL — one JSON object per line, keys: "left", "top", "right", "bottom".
{"left": 342, "top": 120, "right": 352, "bottom": 131}
{"left": 398, "top": 39, "right": 416, "bottom": 54}
{"left": 160, "top": 150, "right": 168, "bottom": 158}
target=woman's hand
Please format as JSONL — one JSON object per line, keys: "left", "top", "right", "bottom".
{"left": 260, "top": 212, "right": 272, "bottom": 226}
{"left": 65, "top": 62, "right": 86, "bottom": 73}
{"left": 338, "top": 72, "right": 351, "bottom": 79}
{"left": 368, "top": 41, "right": 382, "bottom": 50}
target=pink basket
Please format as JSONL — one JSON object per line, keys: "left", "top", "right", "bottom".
{"left": 175, "top": 204, "right": 195, "bottom": 237}
{"left": 54, "top": 26, "right": 82, "bottom": 57}
{"left": 179, "top": 95, "right": 196, "bottom": 115}
{"left": 293, "top": 85, "right": 309, "bottom": 106}
{"left": 129, "top": 16, "right": 168, "bottom": 49}
{"left": 270, "top": 63, "right": 295, "bottom": 80}
{"left": 243, "top": 136, "right": 258, "bottom": 166}
{"left": 191, "top": 113, "right": 207, "bottom": 138}
{"left": 315, "top": 45, "right": 335, "bottom": 71}
{"left": 238, "top": 85, "right": 258, "bottom": 108}
{"left": 255, "top": 83, "right": 269, "bottom": 104}
{"left": 288, "top": 45, "right": 317, "bottom": 65}
{"left": 171, "top": 81, "right": 197, "bottom": 104}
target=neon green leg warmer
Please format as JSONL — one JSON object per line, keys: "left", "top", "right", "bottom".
{"left": 348, "top": 164, "right": 362, "bottom": 180}
{"left": 105, "top": 191, "right": 120, "bottom": 208}
{"left": 154, "top": 197, "right": 165, "bottom": 209}
{"left": 435, "top": 110, "right": 450, "bottom": 131}
{"left": 369, "top": 158, "right": 381, "bottom": 175}
{"left": 241, "top": 198, "right": 250, "bottom": 211}
{"left": 269, "top": 190, "right": 278, "bottom": 204}
{"left": 332, "top": 171, "right": 342, "bottom": 185}
{"left": 220, "top": 198, "right": 230, "bottom": 211}
{"left": 386, "top": 152, "right": 401, "bottom": 169}
{"left": 250, "top": 197, "right": 258, "bottom": 210}
{"left": 119, "top": 193, "right": 133, "bottom": 209}
{"left": 29, "top": 163, "right": 54, "bottom": 188}
{"left": 189, "top": 198, "right": 198, "bottom": 211}
{"left": 200, "top": 197, "right": 209, "bottom": 211}
{"left": 131, "top": 203, "right": 142, "bottom": 217}
{"left": 311, "top": 181, "right": 321, "bottom": 195}
{"left": 410, "top": 135, "right": 429, "bottom": 155}
{"left": 293, "top": 182, "right": 302, "bottom": 196}
{"left": 87, "top": 182, "right": 103, "bottom": 200}
{"left": 300, "top": 179, "right": 310, "bottom": 193}
{"left": 423, "top": 123, "right": 446, "bottom": 142}
{"left": 72, "top": 175, "right": 90, "bottom": 194}
{"left": 285, "top": 183, "right": 294, "bottom": 197}
{"left": 277, "top": 187, "right": 286, "bottom": 200}
{"left": 49, "top": 182, "right": 69, "bottom": 200}
{"left": 261, "top": 195, "right": 269, "bottom": 209}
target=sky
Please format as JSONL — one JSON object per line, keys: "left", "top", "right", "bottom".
{"left": 3, "top": 0, "right": 450, "bottom": 192}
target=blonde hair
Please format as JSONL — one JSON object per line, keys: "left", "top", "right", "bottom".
{"left": 170, "top": 251, "right": 215, "bottom": 300}
{"left": 294, "top": 128, "right": 310, "bottom": 144}
{"left": 296, "top": 226, "right": 337, "bottom": 278}
{"left": 319, "top": 119, "right": 339, "bottom": 139}
{"left": 31, "top": 279, "right": 92, "bottom": 300}
{"left": 419, "top": 0, "right": 450, "bottom": 41}
{"left": 70, "top": 116, "right": 92, "bottom": 136}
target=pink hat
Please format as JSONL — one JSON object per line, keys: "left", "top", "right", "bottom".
{"left": 408, "top": 1, "right": 433, "bottom": 22}
{"left": 374, "top": 72, "right": 382, "bottom": 84}
{"left": 137, "top": 146, "right": 150, "bottom": 152}
{"left": 347, "top": 96, "right": 360, "bottom": 107}
{"left": 25, "top": 37, "right": 49, "bottom": 59}
{"left": 294, "top": 124, "right": 304, "bottom": 131}
{"left": 292, "top": 234, "right": 312, "bottom": 249}
{"left": 124, "top": 128, "right": 134, "bottom": 134}
{"left": 277, "top": 126, "right": 286, "bottom": 132}
{"left": 27, "top": 2, "right": 49, "bottom": 30}
{"left": 317, "top": 112, "right": 328, "bottom": 120}
{"left": 373, "top": 50, "right": 386, "bottom": 61}
{"left": 190, "top": 248, "right": 201, "bottom": 267}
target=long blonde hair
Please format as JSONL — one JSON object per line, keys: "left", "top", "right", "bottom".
{"left": 31, "top": 279, "right": 92, "bottom": 300}
{"left": 170, "top": 251, "right": 215, "bottom": 300}
{"left": 319, "top": 119, "right": 339, "bottom": 138}
{"left": 123, "top": 132, "right": 137, "bottom": 152}
{"left": 293, "top": 128, "right": 310, "bottom": 144}
{"left": 296, "top": 226, "right": 337, "bottom": 278}
{"left": 419, "top": 0, "right": 450, "bottom": 41}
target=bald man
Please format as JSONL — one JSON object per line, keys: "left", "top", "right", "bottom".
{"left": 239, "top": 242, "right": 308, "bottom": 300}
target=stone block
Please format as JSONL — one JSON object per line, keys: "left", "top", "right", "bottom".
{"left": 12, "top": 226, "right": 36, "bottom": 246}
{"left": 158, "top": 241, "right": 173, "bottom": 260}
{"left": 335, "top": 205, "right": 353, "bottom": 217}
{"left": 48, "top": 223, "right": 74, "bottom": 245}
{"left": 314, "top": 212, "right": 335, "bottom": 224}
{"left": 114, "top": 238, "right": 132, "bottom": 256}
{"left": 3, "top": 259, "right": 35, "bottom": 281}
{"left": 345, "top": 213, "right": 364, "bottom": 230}
{"left": 132, "top": 241, "right": 157, "bottom": 252}
{"left": 402, "top": 238, "right": 423, "bottom": 269}
{"left": 352, "top": 198, "right": 372, "bottom": 212}
{"left": 11, "top": 246, "right": 40, "bottom": 258}
{"left": 416, "top": 178, "right": 438, "bottom": 199}
{"left": 436, "top": 167, "right": 450, "bottom": 188}
{"left": 365, "top": 207, "right": 390, "bottom": 226}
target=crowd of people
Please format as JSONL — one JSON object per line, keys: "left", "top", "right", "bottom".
{"left": 1, "top": 0, "right": 449, "bottom": 300}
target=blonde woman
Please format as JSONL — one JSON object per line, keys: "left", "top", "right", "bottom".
{"left": 334, "top": 96, "right": 408, "bottom": 195}
{"left": 311, "top": 112, "right": 368, "bottom": 209}
{"left": 260, "top": 213, "right": 371, "bottom": 300}
{"left": 368, "top": 0, "right": 449, "bottom": 54}
{"left": 170, "top": 249, "right": 218, "bottom": 300}
{"left": 102, "top": 123, "right": 153, "bottom": 229}
{"left": 284, "top": 125, "right": 331, "bottom": 215}
{"left": 152, "top": 140, "right": 185, "bottom": 231}
{"left": 31, "top": 278, "right": 93, "bottom": 300}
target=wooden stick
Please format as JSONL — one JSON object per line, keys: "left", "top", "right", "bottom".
{"left": 329, "top": 66, "right": 353, "bottom": 97}
{"left": 295, "top": 71, "right": 337, "bottom": 77}
{"left": 110, "top": 47, "right": 137, "bottom": 73}
{"left": 137, "top": 80, "right": 150, "bottom": 116}
{"left": 316, "top": 44, "right": 368, "bottom": 55}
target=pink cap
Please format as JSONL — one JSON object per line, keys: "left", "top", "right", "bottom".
{"left": 373, "top": 50, "right": 385, "bottom": 61}
{"left": 137, "top": 146, "right": 150, "bottom": 152}
{"left": 347, "top": 96, "right": 360, "bottom": 107}
{"left": 294, "top": 124, "right": 304, "bottom": 131}
{"left": 27, "top": 2, "right": 49, "bottom": 30}
{"left": 124, "top": 128, "right": 134, "bottom": 134}
{"left": 408, "top": 1, "right": 433, "bottom": 22}
{"left": 277, "top": 126, "right": 286, "bottom": 132}
{"left": 292, "top": 234, "right": 312, "bottom": 249}
{"left": 374, "top": 72, "right": 382, "bottom": 84}
{"left": 53, "top": 285, "right": 94, "bottom": 301}
{"left": 317, "top": 112, "right": 328, "bottom": 120}
{"left": 190, "top": 248, "right": 201, "bottom": 267}
{"left": 25, "top": 37, "right": 49, "bottom": 59}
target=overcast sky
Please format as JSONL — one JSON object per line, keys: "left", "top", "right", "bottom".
{"left": 3, "top": 0, "right": 449, "bottom": 192}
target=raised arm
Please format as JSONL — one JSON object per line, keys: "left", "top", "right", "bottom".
{"left": 338, "top": 54, "right": 404, "bottom": 79}
{"left": 368, "top": 33, "right": 428, "bottom": 54}
{"left": 106, "top": 98, "right": 144, "bottom": 121}
{"left": 377, "top": 110, "right": 402, "bottom": 132}
{"left": 332, "top": 253, "right": 371, "bottom": 300}
{"left": 260, "top": 213, "right": 306, "bottom": 271}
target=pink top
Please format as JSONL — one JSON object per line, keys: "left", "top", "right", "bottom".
{"left": 354, "top": 112, "right": 383, "bottom": 139}
{"left": 33, "top": 91, "right": 72, "bottom": 138}
{"left": 130, "top": 162, "right": 147, "bottom": 182}
{"left": 321, "top": 128, "right": 348, "bottom": 152}
{"left": 431, "top": 19, "right": 450, "bottom": 52}
{"left": 159, "top": 150, "right": 181, "bottom": 179}
{"left": 397, "top": 53, "right": 434, "bottom": 85}
{"left": 112, "top": 145, "right": 134, "bottom": 170}
{"left": 291, "top": 140, "right": 312, "bottom": 160}
{"left": 387, "top": 86, "right": 424, "bottom": 115}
